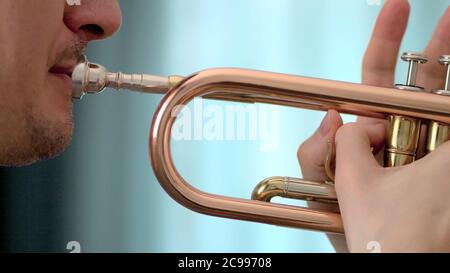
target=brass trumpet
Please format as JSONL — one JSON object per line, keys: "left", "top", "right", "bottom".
{"left": 72, "top": 52, "right": 450, "bottom": 234}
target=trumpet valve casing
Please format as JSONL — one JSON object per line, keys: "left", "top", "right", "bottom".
{"left": 385, "top": 115, "right": 422, "bottom": 167}
{"left": 386, "top": 52, "right": 427, "bottom": 167}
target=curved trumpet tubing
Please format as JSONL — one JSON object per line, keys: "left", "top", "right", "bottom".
{"left": 148, "top": 68, "right": 450, "bottom": 234}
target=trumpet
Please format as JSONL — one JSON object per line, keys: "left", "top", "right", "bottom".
{"left": 72, "top": 52, "right": 450, "bottom": 234}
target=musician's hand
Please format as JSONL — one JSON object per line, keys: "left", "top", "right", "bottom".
{"left": 334, "top": 122, "right": 450, "bottom": 252}
{"left": 297, "top": 0, "right": 450, "bottom": 252}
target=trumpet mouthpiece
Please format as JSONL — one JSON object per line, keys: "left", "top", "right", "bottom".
{"left": 72, "top": 58, "right": 109, "bottom": 99}
{"left": 71, "top": 57, "right": 177, "bottom": 100}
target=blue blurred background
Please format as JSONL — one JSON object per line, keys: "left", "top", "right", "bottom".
{"left": 0, "top": 0, "right": 448, "bottom": 252}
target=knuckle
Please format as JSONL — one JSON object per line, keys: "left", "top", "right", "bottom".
{"left": 336, "top": 122, "right": 360, "bottom": 141}
{"left": 297, "top": 140, "right": 312, "bottom": 165}
{"left": 297, "top": 137, "right": 321, "bottom": 168}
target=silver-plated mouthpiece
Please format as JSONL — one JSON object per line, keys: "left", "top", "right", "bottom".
{"left": 72, "top": 60, "right": 109, "bottom": 99}
{"left": 71, "top": 57, "right": 183, "bottom": 100}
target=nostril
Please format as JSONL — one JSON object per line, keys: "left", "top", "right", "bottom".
{"left": 80, "top": 24, "right": 104, "bottom": 38}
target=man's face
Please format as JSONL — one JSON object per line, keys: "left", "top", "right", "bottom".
{"left": 0, "top": 0, "right": 121, "bottom": 166}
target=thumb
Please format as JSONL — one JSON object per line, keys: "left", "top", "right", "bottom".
{"left": 297, "top": 110, "right": 346, "bottom": 251}
{"left": 297, "top": 109, "right": 343, "bottom": 181}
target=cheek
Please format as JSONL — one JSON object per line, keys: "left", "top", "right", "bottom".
{"left": 4, "top": 0, "right": 65, "bottom": 55}
{"left": 0, "top": 1, "right": 66, "bottom": 103}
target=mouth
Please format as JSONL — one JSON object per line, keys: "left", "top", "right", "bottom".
{"left": 48, "top": 63, "right": 77, "bottom": 95}
{"left": 49, "top": 65, "right": 74, "bottom": 79}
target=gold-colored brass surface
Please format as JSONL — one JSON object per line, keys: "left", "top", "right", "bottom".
{"left": 251, "top": 177, "right": 337, "bottom": 204}
{"left": 324, "top": 142, "right": 335, "bottom": 182}
{"left": 427, "top": 121, "right": 450, "bottom": 153}
{"left": 385, "top": 115, "right": 422, "bottom": 167}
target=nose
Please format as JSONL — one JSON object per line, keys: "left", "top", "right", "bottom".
{"left": 64, "top": 0, "right": 122, "bottom": 41}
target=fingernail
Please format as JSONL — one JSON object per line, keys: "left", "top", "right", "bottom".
{"left": 319, "top": 111, "right": 332, "bottom": 136}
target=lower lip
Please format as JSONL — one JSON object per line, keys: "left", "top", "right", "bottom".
{"left": 49, "top": 73, "right": 73, "bottom": 95}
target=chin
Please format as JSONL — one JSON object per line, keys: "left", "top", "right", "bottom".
{"left": 26, "top": 81, "right": 75, "bottom": 164}
{"left": 0, "top": 110, "right": 74, "bottom": 167}
{"left": 0, "top": 73, "right": 75, "bottom": 167}
{"left": 30, "top": 116, "right": 74, "bottom": 163}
